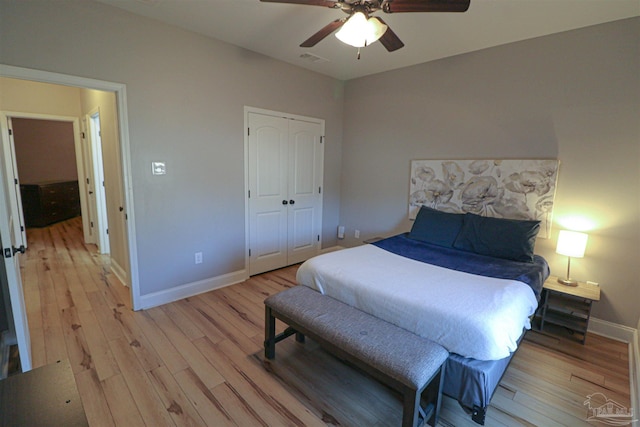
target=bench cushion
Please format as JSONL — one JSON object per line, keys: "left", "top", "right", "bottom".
{"left": 265, "top": 285, "right": 449, "bottom": 389}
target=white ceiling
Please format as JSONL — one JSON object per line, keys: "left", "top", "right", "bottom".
{"left": 97, "top": 0, "right": 640, "bottom": 81}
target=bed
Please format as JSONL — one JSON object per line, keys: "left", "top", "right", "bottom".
{"left": 295, "top": 206, "right": 550, "bottom": 424}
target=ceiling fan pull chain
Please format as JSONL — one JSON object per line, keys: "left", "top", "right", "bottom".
{"left": 357, "top": 47, "right": 361, "bottom": 60}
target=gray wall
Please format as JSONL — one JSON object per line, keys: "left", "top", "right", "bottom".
{"left": 0, "top": 0, "right": 344, "bottom": 296}
{"left": 340, "top": 18, "right": 640, "bottom": 328}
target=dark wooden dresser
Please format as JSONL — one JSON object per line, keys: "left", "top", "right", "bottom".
{"left": 20, "top": 180, "right": 81, "bottom": 227}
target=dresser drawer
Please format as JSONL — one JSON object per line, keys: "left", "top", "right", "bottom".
{"left": 20, "top": 180, "right": 81, "bottom": 227}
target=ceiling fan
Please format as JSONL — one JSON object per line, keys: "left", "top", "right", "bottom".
{"left": 259, "top": 0, "right": 470, "bottom": 55}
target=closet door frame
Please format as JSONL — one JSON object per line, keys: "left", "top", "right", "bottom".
{"left": 244, "top": 106, "right": 324, "bottom": 276}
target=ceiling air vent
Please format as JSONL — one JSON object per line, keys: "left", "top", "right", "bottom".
{"left": 299, "top": 53, "right": 329, "bottom": 64}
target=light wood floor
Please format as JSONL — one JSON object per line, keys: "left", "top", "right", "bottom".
{"left": 20, "top": 217, "right": 630, "bottom": 426}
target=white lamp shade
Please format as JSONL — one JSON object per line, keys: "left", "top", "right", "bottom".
{"left": 556, "top": 230, "right": 588, "bottom": 258}
{"left": 335, "top": 12, "right": 387, "bottom": 48}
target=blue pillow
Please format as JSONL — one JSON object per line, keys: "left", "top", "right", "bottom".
{"left": 408, "top": 206, "right": 464, "bottom": 248}
{"left": 453, "top": 213, "right": 540, "bottom": 262}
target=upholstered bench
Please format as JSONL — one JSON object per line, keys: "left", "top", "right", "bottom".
{"left": 264, "top": 285, "right": 449, "bottom": 427}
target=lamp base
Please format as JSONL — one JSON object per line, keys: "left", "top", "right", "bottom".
{"left": 557, "top": 277, "right": 579, "bottom": 287}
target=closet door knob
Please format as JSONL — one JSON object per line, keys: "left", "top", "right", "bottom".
{"left": 282, "top": 200, "right": 288, "bottom": 205}
{"left": 289, "top": 200, "right": 295, "bottom": 205}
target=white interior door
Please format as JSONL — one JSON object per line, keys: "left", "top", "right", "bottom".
{"left": 287, "top": 119, "right": 323, "bottom": 265}
{"left": 87, "top": 111, "right": 110, "bottom": 254}
{"left": 81, "top": 117, "right": 97, "bottom": 244}
{"left": 247, "top": 110, "right": 323, "bottom": 275}
{"left": 1, "top": 117, "right": 27, "bottom": 248}
{"left": 248, "top": 113, "right": 288, "bottom": 275}
{"left": 0, "top": 140, "right": 31, "bottom": 372}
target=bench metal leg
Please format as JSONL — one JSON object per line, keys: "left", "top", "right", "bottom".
{"left": 264, "top": 306, "right": 306, "bottom": 360}
{"left": 402, "top": 388, "right": 421, "bottom": 427}
{"left": 432, "top": 365, "right": 444, "bottom": 426}
{"left": 265, "top": 306, "right": 276, "bottom": 359}
{"left": 401, "top": 365, "right": 445, "bottom": 427}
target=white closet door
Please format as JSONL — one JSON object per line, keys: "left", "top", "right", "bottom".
{"left": 287, "top": 119, "right": 322, "bottom": 265}
{"left": 248, "top": 111, "right": 323, "bottom": 275}
{"left": 248, "top": 113, "right": 289, "bottom": 275}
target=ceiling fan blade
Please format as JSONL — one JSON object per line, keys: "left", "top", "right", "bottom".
{"left": 300, "top": 19, "right": 345, "bottom": 47}
{"left": 383, "top": 0, "right": 470, "bottom": 13}
{"left": 260, "top": 0, "right": 339, "bottom": 7}
{"left": 374, "top": 17, "right": 404, "bottom": 52}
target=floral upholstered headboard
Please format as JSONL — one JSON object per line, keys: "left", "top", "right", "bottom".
{"left": 409, "top": 159, "right": 560, "bottom": 238}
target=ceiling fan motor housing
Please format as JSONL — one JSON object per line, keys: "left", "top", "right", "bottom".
{"left": 260, "top": 0, "right": 471, "bottom": 51}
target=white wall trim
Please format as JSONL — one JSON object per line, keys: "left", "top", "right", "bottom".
{"left": 0, "top": 111, "right": 84, "bottom": 249}
{"left": 589, "top": 317, "right": 637, "bottom": 343}
{"left": 110, "top": 258, "right": 129, "bottom": 290}
{"left": 0, "top": 111, "right": 86, "bottom": 246}
{"left": 588, "top": 317, "right": 639, "bottom": 426}
{"left": 320, "top": 245, "right": 344, "bottom": 254}
{"left": 138, "top": 269, "right": 248, "bottom": 310}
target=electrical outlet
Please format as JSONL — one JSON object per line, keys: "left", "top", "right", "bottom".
{"left": 354, "top": 230, "right": 360, "bottom": 239}
{"left": 195, "top": 252, "right": 203, "bottom": 264}
{"left": 337, "top": 226, "right": 345, "bottom": 239}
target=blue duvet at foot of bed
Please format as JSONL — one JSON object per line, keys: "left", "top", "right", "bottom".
{"left": 372, "top": 233, "right": 549, "bottom": 299}
{"left": 444, "top": 328, "right": 527, "bottom": 424}
{"left": 444, "top": 351, "right": 513, "bottom": 410}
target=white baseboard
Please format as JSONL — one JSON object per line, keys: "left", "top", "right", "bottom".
{"left": 588, "top": 317, "right": 639, "bottom": 426}
{"left": 320, "top": 245, "right": 344, "bottom": 254}
{"left": 589, "top": 317, "right": 637, "bottom": 342}
{"left": 110, "top": 258, "right": 129, "bottom": 288}
{"left": 138, "top": 269, "right": 248, "bottom": 310}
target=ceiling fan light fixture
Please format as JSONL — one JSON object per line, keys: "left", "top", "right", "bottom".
{"left": 335, "top": 12, "right": 387, "bottom": 48}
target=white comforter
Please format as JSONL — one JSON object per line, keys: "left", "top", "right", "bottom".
{"left": 296, "top": 244, "right": 538, "bottom": 361}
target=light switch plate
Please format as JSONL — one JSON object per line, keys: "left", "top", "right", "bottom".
{"left": 152, "top": 161, "right": 166, "bottom": 175}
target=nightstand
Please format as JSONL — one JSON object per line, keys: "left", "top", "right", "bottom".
{"left": 535, "top": 276, "right": 600, "bottom": 344}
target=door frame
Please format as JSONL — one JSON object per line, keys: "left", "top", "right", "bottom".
{"left": 80, "top": 116, "right": 97, "bottom": 245}
{"left": 0, "top": 116, "right": 27, "bottom": 249}
{"left": 86, "top": 108, "right": 110, "bottom": 255}
{"left": 0, "top": 64, "right": 141, "bottom": 311}
{"left": 243, "top": 106, "right": 325, "bottom": 275}
{"left": 0, "top": 151, "right": 32, "bottom": 372}
{"left": 1, "top": 112, "right": 87, "bottom": 243}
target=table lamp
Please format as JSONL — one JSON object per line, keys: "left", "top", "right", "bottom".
{"left": 556, "top": 230, "right": 588, "bottom": 286}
